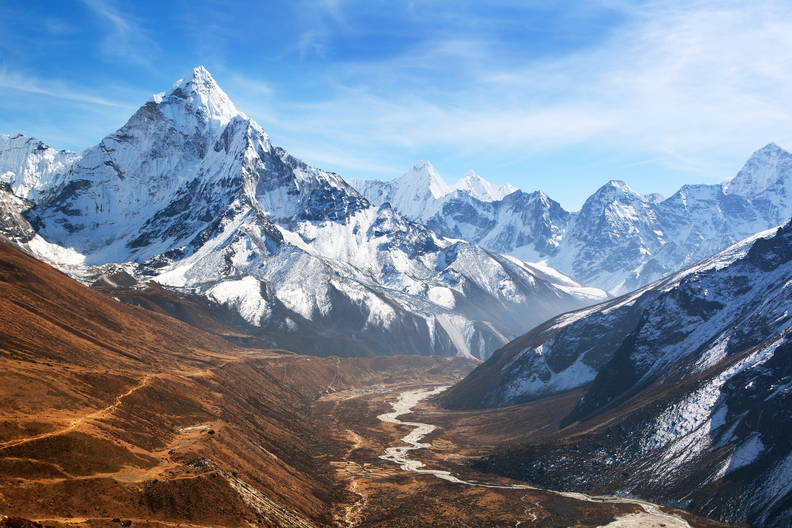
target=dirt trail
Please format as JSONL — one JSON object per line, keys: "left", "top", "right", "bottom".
{"left": 0, "top": 352, "right": 280, "bottom": 451}
{"left": 0, "top": 374, "right": 156, "bottom": 450}
{"left": 378, "top": 387, "right": 693, "bottom": 528}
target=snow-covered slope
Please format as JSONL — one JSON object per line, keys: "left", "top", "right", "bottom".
{"left": 0, "top": 182, "right": 85, "bottom": 267}
{"left": 0, "top": 67, "right": 604, "bottom": 360}
{"left": 443, "top": 223, "right": 782, "bottom": 408}
{"left": 0, "top": 182, "right": 35, "bottom": 242}
{"left": 724, "top": 142, "right": 792, "bottom": 201}
{"left": 446, "top": 221, "right": 792, "bottom": 527}
{"left": 554, "top": 180, "right": 667, "bottom": 292}
{"left": 352, "top": 161, "right": 450, "bottom": 220}
{"left": 0, "top": 134, "right": 78, "bottom": 201}
{"left": 353, "top": 146, "right": 792, "bottom": 295}
{"left": 428, "top": 190, "right": 571, "bottom": 262}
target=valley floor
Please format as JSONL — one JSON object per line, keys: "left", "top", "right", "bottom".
{"left": 314, "top": 374, "right": 736, "bottom": 527}
{"left": 0, "top": 350, "right": 736, "bottom": 528}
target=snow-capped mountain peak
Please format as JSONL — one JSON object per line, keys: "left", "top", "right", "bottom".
{"left": 560, "top": 179, "right": 666, "bottom": 292}
{"left": 451, "top": 170, "right": 517, "bottom": 201}
{"left": 23, "top": 67, "right": 274, "bottom": 260}
{"left": 598, "top": 179, "right": 635, "bottom": 195}
{"left": 365, "top": 160, "right": 452, "bottom": 219}
{"left": 353, "top": 161, "right": 518, "bottom": 215}
{"left": 724, "top": 142, "right": 792, "bottom": 197}
{"left": 353, "top": 142, "right": 792, "bottom": 297}
{"left": 577, "top": 180, "right": 649, "bottom": 221}
{"left": 154, "top": 65, "right": 243, "bottom": 132}
{"left": 397, "top": 160, "right": 449, "bottom": 198}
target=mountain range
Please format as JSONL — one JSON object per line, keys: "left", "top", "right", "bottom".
{"left": 0, "top": 65, "right": 788, "bottom": 528}
{"left": 4, "top": 67, "right": 787, "bottom": 361}
{"left": 442, "top": 219, "right": 792, "bottom": 527}
{"left": 0, "top": 67, "right": 605, "bottom": 360}
{"left": 353, "top": 147, "right": 792, "bottom": 294}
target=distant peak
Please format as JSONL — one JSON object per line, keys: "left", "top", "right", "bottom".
{"left": 397, "top": 160, "right": 449, "bottom": 198}
{"left": 394, "top": 162, "right": 515, "bottom": 202}
{"left": 756, "top": 142, "right": 786, "bottom": 155}
{"left": 192, "top": 65, "right": 214, "bottom": 83}
{"left": 411, "top": 160, "right": 436, "bottom": 172}
{"left": 742, "top": 142, "right": 792, "bottom": 165}
{"left": 530, "top": 189, "right": 550, "bottom": 203}
{"left": 725, "top": 142, "right": 792, "bottom": 196}
{"left": 586, "top": 180, "right": 641, "bottom": 203}
{"left": 737, "top": 143, "right": 790, "bottom": 165}
{"left": 605, "top": 179, "right": 629, "bottom": 189}
{"left": 452, "top": 170, "right": 516, "bottom": 201}
{"left": 170, "top": 66, "right": 222, "bottom": 95}
{"left": 599, "top": 180, "right": 638, "bottom": 194}
{"left": 461, "top": 169, "right": 482, "bottom": 181}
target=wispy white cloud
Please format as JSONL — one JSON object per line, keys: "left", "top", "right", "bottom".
{"left": 297, "top": 30, "right": 328, "bottom": 59}
{"left": 4, "top": 0, "right": 790, "bottom": 198}
{"left": 293, "top": 0, "right": 351, "bottom": 59}
{"left": 80, "top": 0, "right": 158, "bottom": 66}
{"left": 0, "top": 69, "right": 135, "bottom": 109}
{"left": 44, "top": 18, "right": 74, "bottom": 36}
{"left": 238, "top": 0, "right": 792, "bottom": 180}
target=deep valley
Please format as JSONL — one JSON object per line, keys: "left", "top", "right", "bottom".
{"left": 1, "top": 61, "right": 790, "bottom": 528}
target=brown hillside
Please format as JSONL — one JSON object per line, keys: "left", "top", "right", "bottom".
{"left": 0, "top": 241, "right": 474, "bottom": 526}
{"left": 0, "top": 242, "right": 731, "bottom": 527}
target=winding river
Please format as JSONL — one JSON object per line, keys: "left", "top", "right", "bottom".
{"left": 377, "top": 386, "right": 692, "bottom": 528}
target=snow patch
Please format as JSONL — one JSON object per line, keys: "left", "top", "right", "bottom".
{"left": 207, "top": 276, "right": 271, "bottom": 326}
{"left": 726, "top": 434, "right": 764, "bottom": 473}
{"left": 427, "top": 286, "right": 455, "bottom": 309}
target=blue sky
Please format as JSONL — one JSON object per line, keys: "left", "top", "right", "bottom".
{"left": 2, "top": 0, "right": 792, "bottom": 209}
